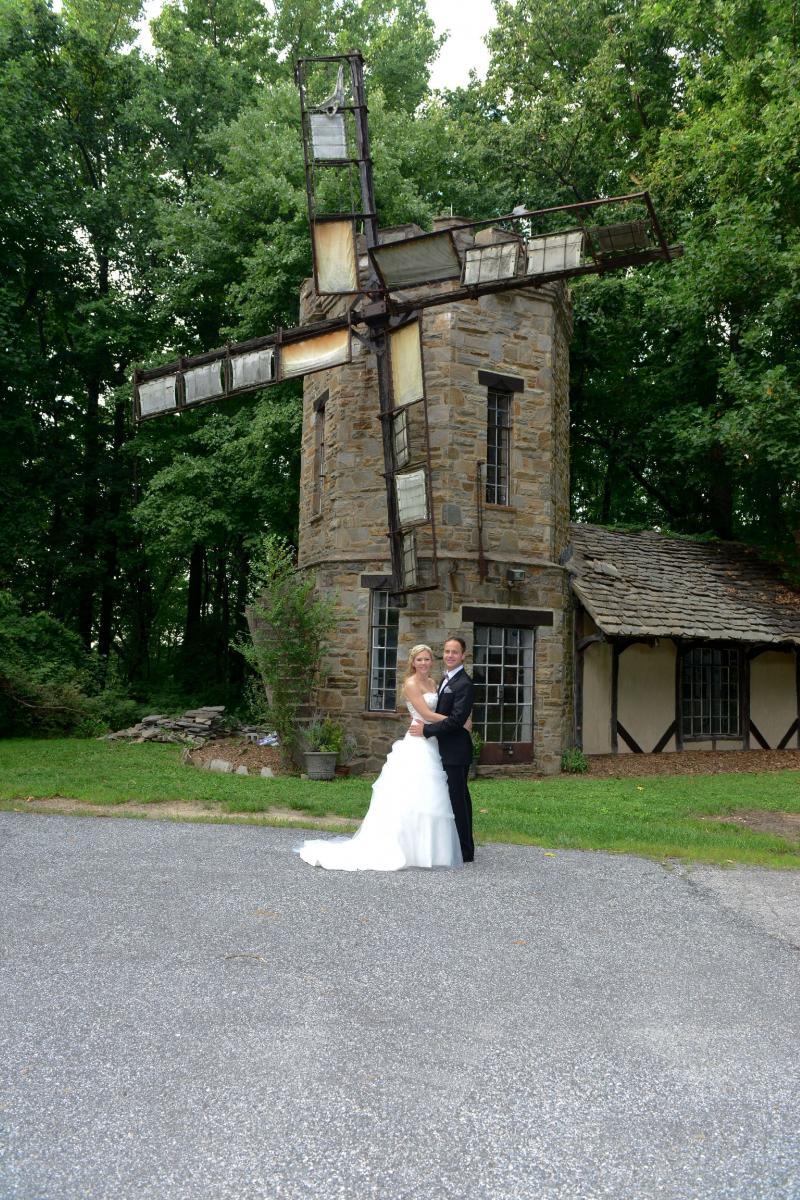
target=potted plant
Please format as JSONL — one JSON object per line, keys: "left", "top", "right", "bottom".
{"left": 304, "top": 717, "right": 345, "bottom": 781}
{"left": 469, "top": 728, "right": 483, "bottom": 779}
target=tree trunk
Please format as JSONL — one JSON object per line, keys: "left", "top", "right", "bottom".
{"left": 77, "top": 376, "right": 101, "bottom": 648}
{"left": 97, "top": 396, "right": 127, "bottom": 663}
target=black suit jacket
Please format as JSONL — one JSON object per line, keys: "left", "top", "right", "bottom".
{"left": 423, "top": 669, "right": 474, "bottom": 767}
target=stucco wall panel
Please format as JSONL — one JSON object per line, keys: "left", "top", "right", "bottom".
{"left": 750, "top": 650, "right": 798, "bottom": 748}
{"left": 617, "top": 642, "right": 676, "bottom": 754}
{"left": 583, "top": 641, "right": 612, "bottom": 755}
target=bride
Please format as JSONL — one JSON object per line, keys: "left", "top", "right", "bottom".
{"left": 296, "top": 644, "right": 463, "bottom": 871}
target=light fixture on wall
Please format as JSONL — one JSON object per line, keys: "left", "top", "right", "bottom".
{"left": 506, "top": 568, "right": 526, "bottom": 587}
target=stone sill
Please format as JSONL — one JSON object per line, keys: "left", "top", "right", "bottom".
{"left": 363, "top": 710, "right": 405, "bottom": 721}
{"left": 484, "top": 504, "right": 516, "bottom": 513}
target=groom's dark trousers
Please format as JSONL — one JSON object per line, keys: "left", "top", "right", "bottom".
{"left": 422, "top": 670, "right": 475, "bottom": 862}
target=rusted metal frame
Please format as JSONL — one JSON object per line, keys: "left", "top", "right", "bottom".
{"left": 379, "top": 317, "right": 439, "bottom": 595}
{"left": 417, "top": 317, "right": 440, "bottom": 593}
{"left": 373, "top": 319, "right": 407, "bottom": 597}
{"left": 136, "top": 245, "right": 682, "bottom": 391}
{"left": 310, "top": 214, "right": 361, "bottom": 298}
{"left": 475, "top": 460, "right": 488, "bottom": 583}
{"left": 349, "top": 53, "right": 379, "bottom": 251}
{"left": 368, "top": 227, "right": 461, "bottom": 291}
{"left": 430, "top": 190, "right": 651, "bottom": 237}
{"left": 297, "top": 52, "right": 377, "bottom": 293}
{"left": 136, "top": 313, "right": 351, "bottom": 383}
{"left": 386, "top": 244, "right": 684, "bottom": 316}
{"left": 641, "top": 191, "right": 672, "bottom": 261}
{"left": 297, "top": 58, "right": 318, "bottom": 235}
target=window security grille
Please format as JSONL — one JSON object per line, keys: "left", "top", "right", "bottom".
{"left": 312, "top": 399, "right": 326, "bottom": 516}
{"left": 368, "top": 591, "right": 399, "bottom": 711}
{"left": 681, "top": 647, "right": 741, "bottom": 738}
{"left": 486, "top": 389, "right": 511, "bottom": 505}
{"left": 473, "top": 625, "right": 534, "bottom": 742}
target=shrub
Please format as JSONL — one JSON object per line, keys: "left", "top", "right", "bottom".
{"left": 237, "top": 536, "right": 338, "bottom": 767}
{"left": 0, "top": 591, "right": 142, "bottom": 736}
{"left": 561, "top": 747, "right": 589, "bottom": 774}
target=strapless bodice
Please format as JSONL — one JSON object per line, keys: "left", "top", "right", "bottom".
{"left": 406, "top": 691, "right": 438, "bottom": 722}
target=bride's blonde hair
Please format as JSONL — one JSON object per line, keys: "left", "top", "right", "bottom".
{"left": 403, "top": 643, "right": 435, "bottom": 684}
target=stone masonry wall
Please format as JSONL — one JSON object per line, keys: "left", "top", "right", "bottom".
{"left": 296, "top": 255, "right": 574, "bottom": 774}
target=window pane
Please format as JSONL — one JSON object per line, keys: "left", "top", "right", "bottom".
{"left": 368, "top": 590, "right": 400, "bottom": 711}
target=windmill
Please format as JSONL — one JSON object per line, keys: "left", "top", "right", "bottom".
{"left": 134, "top": 51, "right": 682, "bottom": 603}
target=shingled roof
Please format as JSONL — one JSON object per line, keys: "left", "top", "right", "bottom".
{"left": 568, "top": 524, "right": 800, "bottom": 646}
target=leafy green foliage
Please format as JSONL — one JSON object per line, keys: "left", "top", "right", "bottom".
{"left": 238, "top": 536, "right": 338, "bottom": 765}
{"left": 2, "top": 0, "right": 799, "bottom": 733}
{"left": 0, "top": 590, "right": 141, "bottom": 735}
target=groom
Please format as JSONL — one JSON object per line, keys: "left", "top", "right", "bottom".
{"left": 409, "top": 636, "right": 475, "bottom": 862}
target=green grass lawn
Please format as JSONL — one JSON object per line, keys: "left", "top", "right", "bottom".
{"left": 1, "top": 738, "right": 799, "bottom": 868}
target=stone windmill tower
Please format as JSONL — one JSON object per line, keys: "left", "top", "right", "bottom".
{"left": 297, "top": 226, "right": 574, "bottom": 773}
{"left": 133, "top": 52, "right": 680, "bottom": 773}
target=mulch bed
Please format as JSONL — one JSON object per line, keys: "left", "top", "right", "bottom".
{"left": 185, "top": 737, "right": 286, "bottom": 774}
{"left": 585, "top": 749, "right": 800, "bottom": 778}
{"left": 184, "top": 740, "right": 799, "bottom": 782}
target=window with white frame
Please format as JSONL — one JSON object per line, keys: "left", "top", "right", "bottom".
{"left": 486, "top": 387, "right": 512, "bottom": 505}
{"left": 368, "top": 591, "right": 399, "bottom": 711}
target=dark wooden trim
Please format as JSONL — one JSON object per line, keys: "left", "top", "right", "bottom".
{"left": 749, "top": 720, "right": 770, "bottom": 750}
{"left": 577, "top": 633, "right": 606, "bottom": 653}
{"left": 477, "top": 369, "right": 524, "bottom": 393}
{"left": 653, "top": 720, "right": 677, "bottom": 754}
{"left": 480, "top": 741, "right": 533, "bottom": 764}
{"left": 742, "top": 650, "right": 751, "bottom": 749}
{"left": 674, "top": 641, "right": 684, "bottom": 751}
{"left": 611, "top": 642, "right": 620, "bottom": 753}
{"left": 360, "top": 574, "right": 393, "bottom": 589}
{"left": 462, "top": 605, "right": 554, "bottom": 628}
{"left": 747, "top": 645, "right": 772, "bottom": 660}
{"left": 574, "top": 603, "right": 584, "bottom": 752}
{"left": 617, "top": 722, "right": 643, "bottom": 754}
{"left": 778, "top": 718, "right": 799, "bottom": 751}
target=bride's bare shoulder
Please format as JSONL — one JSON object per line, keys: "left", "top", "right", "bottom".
{"left": 403, "top": 676, "right": 422, "bottom": 698}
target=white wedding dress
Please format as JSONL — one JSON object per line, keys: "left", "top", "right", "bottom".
{"left": 297, "top": 693, "right": 463, "bottom": 871}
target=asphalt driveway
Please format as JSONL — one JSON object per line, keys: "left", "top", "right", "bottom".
{"left": 1, "top": 813, "right": 798, "bottom": 1200}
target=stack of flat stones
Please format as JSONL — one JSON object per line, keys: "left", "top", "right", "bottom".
{"left": 104, "top": 706, "right": 232, "bottom": 746}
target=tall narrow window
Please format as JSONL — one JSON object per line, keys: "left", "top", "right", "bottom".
{"left": 312, "top": 392, "right": 327, "bottom": 516}
{"left": 681, "top": 646, "right": 741, "bottom": 738}
{"left": 486, "top": 387, "right": 511, "bottom": 505}
{"left": 368, "top": 591, "right": 399, "bottom": 711}
{"left": 473, "top": 624, "right": 534, "bottom": 743}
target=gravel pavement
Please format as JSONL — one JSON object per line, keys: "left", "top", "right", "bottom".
{"left": 1, "top": 812, "right": 798, "bottom": 1200}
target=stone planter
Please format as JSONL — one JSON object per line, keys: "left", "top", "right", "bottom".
{"left": 304, "top": 751, "right": 338, "bottom": 781}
